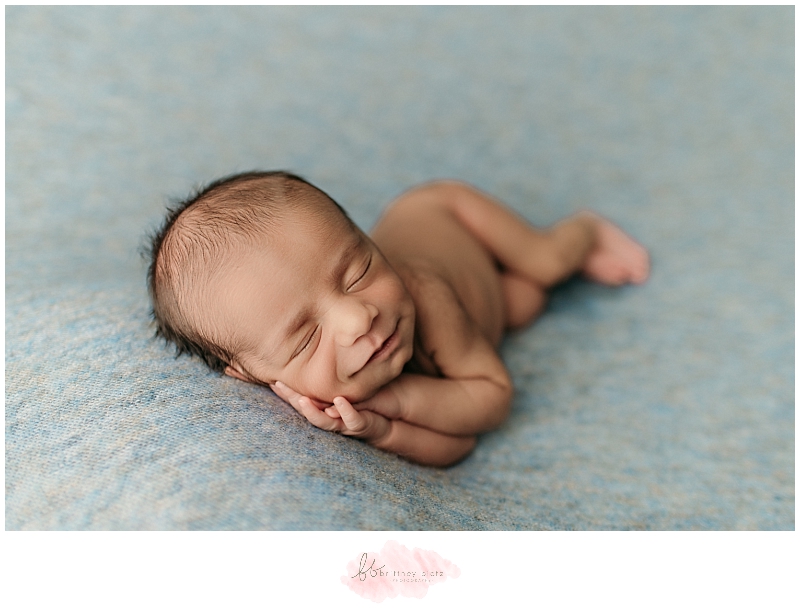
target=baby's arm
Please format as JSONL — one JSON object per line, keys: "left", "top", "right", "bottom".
{"left": 271, "top": 382, "right": 476, "bottom": 467}
{"left": 357, "top": 270, "right": 513, "bottom": 436}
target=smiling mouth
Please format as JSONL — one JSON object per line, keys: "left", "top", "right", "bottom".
{"left": 366, "top": 324, "right": 400, "bottom": 366}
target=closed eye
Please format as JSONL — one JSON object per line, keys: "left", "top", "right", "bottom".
{"left": 294, "top": 327, "right": 318, "bottom": 358}
{"left": 348, "top": 255, "right": 372, "bottom": 290}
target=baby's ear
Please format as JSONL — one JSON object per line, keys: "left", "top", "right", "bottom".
{"left": 224, "top": 365, "right": 254, "bottom": 384}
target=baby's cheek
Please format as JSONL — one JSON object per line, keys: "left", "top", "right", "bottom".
{"left": 389, "top": 278, "right": 408, "bottom": 301}
{"left": 301, "top": 363, "right": 340, "bottom": 404}
{"left": 391, "top": 283, "right": 415, "bottom": 319}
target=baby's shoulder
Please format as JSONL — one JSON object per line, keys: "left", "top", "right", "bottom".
{"left": 394, "top": 259, "right": 507, "bottom": 386}
{"left": 394, "top": 260, "right": 461, "bottom": 315}
{"left": 394, "top": 260, "right": 479, "bottom": 358}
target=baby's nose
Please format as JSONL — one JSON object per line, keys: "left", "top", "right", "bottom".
{"left": 333, "top": 298, "right": 379, "bottom": 347}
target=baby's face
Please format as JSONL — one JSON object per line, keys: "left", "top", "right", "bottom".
{"left": 209, "top": 208, "right": 415, "bottom": 404}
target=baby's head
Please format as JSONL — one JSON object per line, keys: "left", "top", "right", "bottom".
{"left": 147, "top": 171, "right": 415, "bottom": 404}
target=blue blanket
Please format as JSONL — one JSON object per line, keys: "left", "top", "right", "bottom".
{"left": 6, "top": 6, "right": 793, "bottom": 530}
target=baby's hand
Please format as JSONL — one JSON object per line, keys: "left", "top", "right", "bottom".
{"left": 353, "top": 383, "right": 403, "bottom": 420}
{"left": 270, "top": 381, "right": 390, "bottom": 442}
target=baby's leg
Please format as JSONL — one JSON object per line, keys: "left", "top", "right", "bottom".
{"left": 426, "top": 182, "right": 649, "bottom": 325}
{"left": 501, "top": 271, "right": 548, "bottom": 329}
{"left": 433, "top": 182, "right": 648, "bottom": 284}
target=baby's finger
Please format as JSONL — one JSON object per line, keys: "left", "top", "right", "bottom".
{"left": 268, "top": 382, "right": 291, "bottom": 405}
{"left": 270, "top": 381, "right": 301, "bottom": 407}
{"left": 333, "top": 397, "right": 367, "bottom": 433}
{"left": 297, "top": 396, "right": 345, "bottom": 432}
{"left": 324, "top": 405, "right": 342, "bottom": 419}
{"left": 273, "top": 381, "right": 326, "bottom": 411}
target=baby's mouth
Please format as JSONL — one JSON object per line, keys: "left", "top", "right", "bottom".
{"left": 365, "top": 324, "right": 400, "bottom": 367}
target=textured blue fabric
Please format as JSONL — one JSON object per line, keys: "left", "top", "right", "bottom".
{"left": 6, "top": 6, "right": 793, "bottom": 530}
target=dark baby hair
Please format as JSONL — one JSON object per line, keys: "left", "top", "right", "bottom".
{"left": 145, "top": 170, "right": 350, "bottom": 373}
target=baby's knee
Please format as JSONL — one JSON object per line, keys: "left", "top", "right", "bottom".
{"left": 501, "top": 273, "right": 548, "bottom": 329}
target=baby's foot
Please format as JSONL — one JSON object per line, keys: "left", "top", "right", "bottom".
{"left": 580, "top": 212, "right": 650, "bottom": 285}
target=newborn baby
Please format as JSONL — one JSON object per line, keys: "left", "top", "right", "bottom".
{"left": 148, "top": 171, "right": 649, "bottom": 467}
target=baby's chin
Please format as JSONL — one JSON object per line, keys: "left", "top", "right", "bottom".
{"left": 311, "top": 368, "right": 401, "bottom": 405}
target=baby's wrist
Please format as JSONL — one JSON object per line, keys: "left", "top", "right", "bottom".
{"left": 367, "top": 414, "right": 394, "bottom": 448}
{"left": 386, "top": 380, "right": 405, "bottom": 421}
